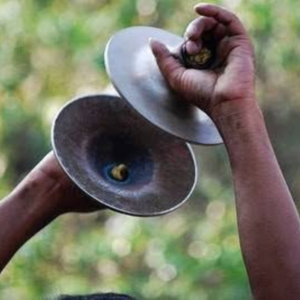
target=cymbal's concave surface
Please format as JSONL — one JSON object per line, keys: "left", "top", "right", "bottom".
{"left": 52, "top": 94, "right": 198, "bottom": 217}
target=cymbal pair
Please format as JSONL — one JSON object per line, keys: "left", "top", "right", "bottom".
{"left": 52, "top": 27, "right": 221, "bottom": 217}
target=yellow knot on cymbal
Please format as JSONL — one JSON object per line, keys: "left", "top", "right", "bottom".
{"left": 110, "top": 164, "right": 129, "bottom": 181}
{"left": 190, "top": 48, "right": 212, "bottom": 66}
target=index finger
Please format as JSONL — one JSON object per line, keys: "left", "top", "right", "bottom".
{"left": 185, "top": 17, "right": 218, "bottom": 40}
{"left": 194, "top": 3, "right": 247, "bottom": 36}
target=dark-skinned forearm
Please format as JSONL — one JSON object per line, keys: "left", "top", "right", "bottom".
{"left": 214, "top": 100, "right": 300, "bottom": 299}
{"left": 0, "top": 170, "right": 63, "bottom": 273}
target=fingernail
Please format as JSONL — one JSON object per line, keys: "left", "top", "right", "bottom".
{"left": 149, "top": 37, "right": 160, "bottom": 48}
{"left": 149, "top": 37, "right": 153, "bottom": 46}
{"left": 149, "top": 37, "right": 156, "bottom": 52}
{"left": 186, "top": 41, "right": 201, "bottom": 55}
{"left": 194, "top": 3, "right": 207, "bottom": 11}
{"left": 185, "top": 24, "right": 197, "bottom": 39}
{"left": 149, "top": 37, "right": 168, "bottom": 54}
{"left": 149, "top": 37, "right": 162, "bottom": 57}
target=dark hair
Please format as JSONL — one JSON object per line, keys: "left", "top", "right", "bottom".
{"left": 56, "top": 293, "right": 136, "bottom": 300}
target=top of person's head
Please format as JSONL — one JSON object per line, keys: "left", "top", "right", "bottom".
{"left": 56, "top": 293, "right": 136, "bottom": 300}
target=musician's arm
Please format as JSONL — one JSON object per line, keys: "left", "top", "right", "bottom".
{"left": 0, "top": 152, "right": 103, "bottom": 273}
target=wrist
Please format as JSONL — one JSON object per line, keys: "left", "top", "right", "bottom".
{"left": 11, "top": 165, "right": 67, "bottom": 223}
{"left": 211, "top": 99, "right": 266, "bottom": 145}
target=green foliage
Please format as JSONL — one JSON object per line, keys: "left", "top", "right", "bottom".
{"left": 0, "top": 0, "right": 300, "bottom": 299}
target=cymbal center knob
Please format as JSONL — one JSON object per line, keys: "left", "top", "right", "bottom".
{"left": 110, "top": 164, "right": 129, "bottom": 181}
{"left": 193, "top": 48, "right": 212, "bottom": 65}
{"left": 181, "top": 44, "right": 215, "bottom": 69}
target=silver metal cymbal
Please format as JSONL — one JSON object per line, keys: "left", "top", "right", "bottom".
{"left": 105, "top": 26, "right": 222, "bottom": 145}
{"left": 52, "top": 94, "right": 198, "bottom": 217}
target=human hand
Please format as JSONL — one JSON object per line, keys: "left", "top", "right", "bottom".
{"left": 150, "top": 3, "right": 256, "bottom": 120}
{"left": 33, "top": 152, "right": 105, "bottom": 216}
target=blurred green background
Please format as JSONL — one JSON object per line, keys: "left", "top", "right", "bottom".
{"left": 0, "top": 0, "right": 300, "bottom": 299}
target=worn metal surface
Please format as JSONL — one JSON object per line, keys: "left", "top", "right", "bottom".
{"left": 52, "top": 94, "right": 198, "bottom": 217}
{"left": 105, "top": 26, "right": 222, "bottom": 145}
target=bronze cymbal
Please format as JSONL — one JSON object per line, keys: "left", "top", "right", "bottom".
{"left": 52, "top": 94, "right": 198, "bottom": 217}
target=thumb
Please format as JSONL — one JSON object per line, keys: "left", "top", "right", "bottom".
{"left": 149, "top": 38, "right": 186, "bottom": 91}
